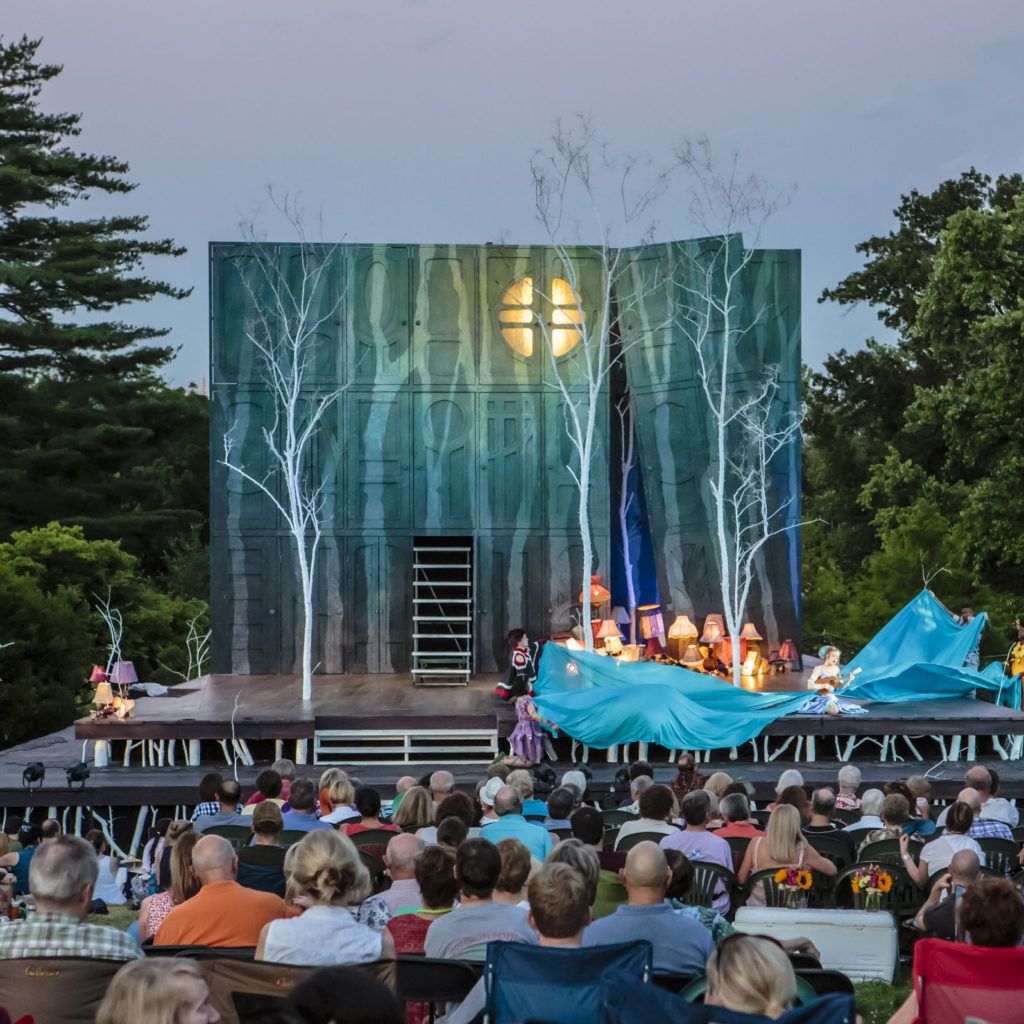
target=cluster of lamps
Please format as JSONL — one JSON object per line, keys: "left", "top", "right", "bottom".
{"left": 90, "top": 661, "right": 138, "bottom": 720}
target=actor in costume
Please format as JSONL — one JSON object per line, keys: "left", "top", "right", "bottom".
{"left": 506, "top": 676, "right": 558, "bottom": 766}
{"left": 1007, "top": 620, "right": 1024, "bottom": 678}
{"left": 495, "top": 628, "right": 539, "bottom": 701}
{"left": 802, "top": 645, "right": 866, "bottom": 716}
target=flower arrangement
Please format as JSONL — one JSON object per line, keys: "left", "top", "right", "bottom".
{"left": 850, "top": 864, "right": 892, "bottom": 910}
{"left": 773, "top": 867, "right": 812, "bottom": 907}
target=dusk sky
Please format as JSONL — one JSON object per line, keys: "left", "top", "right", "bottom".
{"left": 11, "top": 1, "right": 1024, "bottom": 386}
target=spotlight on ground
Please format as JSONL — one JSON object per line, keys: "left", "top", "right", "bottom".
{"left": 22, "top": 762, "right": 45, "bottom": 789}
{"left": 65, "top": 762, "right": 90, "bottom": 791}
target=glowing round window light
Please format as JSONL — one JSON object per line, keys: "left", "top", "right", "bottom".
{"left": 499, "top": 276, "right": 584, "bottom": 358}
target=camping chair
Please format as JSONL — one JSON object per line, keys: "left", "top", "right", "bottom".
{"left": 679, "top": 973, "right": 819, "bottom": 1006}
{"left": 795, "top": 969, "right": 855, "bottom": 997}
{"left": 278, "top": 829, "right": 308, "bottom": 848}
{"left": 484, "top": 938, "right": 651, "bottom": 1024}
{"left": 751, "top": 809, "right": 771, "bottom": 830}
{"left": 204, "top": 824, "right": 252, "bottom": 848}
{"left": 977, "top": 837, "right": 1019, "bottom": 876}
{"left": 143, "top": 944, "right": 256, "bottom": 960}
{"left": 0, "top": 956, "right": 124, "bottom": 1024}
{"left": 855, "top": 839, "right": 904, "bottom": 866}
{"left": 602, "top": 808, "right": 637, "bottom": 828}
{"left": 724, "top": 835, "right": 751, "bottom": 871}
{"left": 679, "top": 860, "right": 735, "bottom": 912}
{"left": 396, "top": 956, "right": 480, "bottom": 1024}
{"left": 911, "top": 937, "right": 1024, "bottom": 1024}
{"left": 803, "top": 833, "right": 852, "bottom": 872}
{"left": 616, "top": 830, "right": 673, "bottom": 852}
{"left": 550, "top": 826, "right": 573, "bottom": 841}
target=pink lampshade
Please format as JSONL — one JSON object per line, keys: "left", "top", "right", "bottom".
{"left": 739, "top": 622, "right": 763, "bottom": 642}
{"left": 700, "top": 615, "right": 724, "bottom": 644}
{"left": 643, "top": 637, "right": 665, "bottom": 659}
{"left": 89, "top": 664, "right": 109, "bottom": 683}
{"left": 638, "top": 605, "right": 665, "bottom": 639}
{"left": 778, "top": 639, "right": 799, "bottom": 664}
{"left": 109, "top": 660, "right": 138, "bottom": 686}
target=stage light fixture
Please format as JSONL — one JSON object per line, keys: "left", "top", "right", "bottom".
{"left": 22, "top": 762, "right": 45, "bottom": 789}
{"left": 65, "top": 762, "right": 90, "bottom": 791}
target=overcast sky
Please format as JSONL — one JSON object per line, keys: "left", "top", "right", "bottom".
{"left": 11, "top": 1, "right": 1024, "bottom": 386}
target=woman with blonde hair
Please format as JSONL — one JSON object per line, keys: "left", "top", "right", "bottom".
{"left": 257, "top": 829, "right": 395, "bottom": 965}
{"left": 318, "top": 768, "right": 348, "bottom": 817}
{"left": 706, "top": 933, "right": 796, "bottom": 1018}
{"left": 97, "top": 958, "right": 218, "bottom": 1024}
{"left": 139, "top": 829, "right": 201, "bottom": 942}
{"left": 737, "top": 805, "right": 836, "bottom": 906}
{"left": 391, "top": 786, "right": 434, "bottom": 832}
{"left": 703, "top": 772, "right": 733, "bottom": 801}
{"left": 321, "top": 773, "right": 359, "bottom": 826}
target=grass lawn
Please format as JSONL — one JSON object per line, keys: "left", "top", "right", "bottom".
{"left": 854, "top": 980, "right": 912, "bottom": 1024}
{"left": 88, "top": 905, "right": 137, "bottom": 932}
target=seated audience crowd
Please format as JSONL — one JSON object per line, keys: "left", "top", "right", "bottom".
{"left": 2, "top": 755, "right": 1023, "bottom": 1024}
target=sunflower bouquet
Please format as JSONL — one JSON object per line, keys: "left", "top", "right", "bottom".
{"left": 774, "top": 867, "right": 813, "bottom": 908}
{"left": 850, "top": 864, "right": 892, "bottom": 911}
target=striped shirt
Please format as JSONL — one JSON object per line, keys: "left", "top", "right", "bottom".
{"left": 0, "top": 912, "right": 143, "bottom": 961}
{"left": 968, "top": 819, "right": 1014, "bottom": 842}
{"left": 191, "top": 802, "right": 243, "bottom": 821}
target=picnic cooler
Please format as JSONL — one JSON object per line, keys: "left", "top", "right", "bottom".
{"left": 734, "top": 907, "right": 897, "bottom": 982}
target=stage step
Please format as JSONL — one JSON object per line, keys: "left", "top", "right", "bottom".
{"left": 314, "top": 726, "right": 498, "bottom": 765}
{"left": 412, "top": 538, "right": 474, "bottom": 686}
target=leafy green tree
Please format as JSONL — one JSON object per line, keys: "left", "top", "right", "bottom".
{"left": 0, "top": 35, "right": 206, "bottom": 579}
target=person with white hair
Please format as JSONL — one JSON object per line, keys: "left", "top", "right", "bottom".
{"left": 622, "top": 775, "right": 654, "bottom": 813}
{"left": 770, "top": 769, "right": 804, "bottom": 807}
{"left": 429, "top": 770, "right": 455, "bottom": 804}
{"left": 835, "top": 765, "right": 861, "bottom": 811}
{"left": 560, "top": 770, "right": 589, "bottom": 805}
{"left": 0, "top": 836, "right": 142, "bottom": 960}
{"left": 844, "top": 788, "right": 885, "bottom": 840}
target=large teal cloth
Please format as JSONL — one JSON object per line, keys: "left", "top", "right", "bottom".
{"left": 532, "top": 643, "right": 815, "bottom": 749}
{"left": 843, "top": 590, "right": 1020, "bottom": 708}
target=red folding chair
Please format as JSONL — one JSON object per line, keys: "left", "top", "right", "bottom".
{"left": 912, "top": 937, "right": 1024, "bottom": 1024}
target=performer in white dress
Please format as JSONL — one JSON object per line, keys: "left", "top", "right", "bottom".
{"left": 802, "top": 646, "right": 866, "bottom": 716}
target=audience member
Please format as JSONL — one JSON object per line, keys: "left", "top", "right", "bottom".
{"left": 256, "top": 830, "right": 394, "bottom": 965}
{"left": 615, "top": 784, "right": 679, "bottom": 848}
{"left": 560, "top": 769, "right": 589, "bottom": 805}
{"left": 507, "top": 768, "right": 549, "bottom": 818}
{"left": 706, "top": 934, "right": 796, "bottom": 1018}
{"left": 158, "top": 820, "right": 194, "bottom": 891}
{"left": 570, "top": 806, "right": 604, "bottom": 848}
{"left": 844, "top": 788, "right": 885, "bottom": 839}
{"left": 583, "top": 841, "right": 714, "bottom": 974}
{"left": 905, "top": 775, "right": 932, "bottom": 821}
{"left": 899, "top": 802, "right": 983, "bottom": 886}
{"left": 622, "top": 774, "right": 653, "bottom": 813}
{"left": 481, "top": 786, "right": 553, "bottom": 860}
{"left": 362, "top": 833, "right": 424, "bottom": 919}
{"left": 139, "top": 829, "right": 200, "bottom": 942}
{"left": 544, "top": 786, "right": 577, "bottom": 830}
{"left": 96, "top": 958, "right": 218, "bottom": 1024}
{"left": 663, "top": 848, "right": 734, "bottom": 944}
{"left": 0, "top": 836, "right": 142, "bottom": 960}
{"left": 954, "top": 787, "right": 1015, "bottom": 843}
{"left": 776, "top": 784, "right": 810, "bottom": 822}
{"left": 2, "top": 816, "right": 22, "bottom": 851}
{"left": 835, "top": 765, "right": 861, "bottom": 811}
{"left": 802, "top": 789, "right": 856, "bottom": 861}
{"left": 321, "top": 774, "right": 359, "bottom": 826}
{"left": 486, "top": 762, "right": 512, "bottom": 782}
{"left": 39, "top": 819, "right": 61, "bottom": 843}
{"left": 936, "top": 765, "right": 1019, "bottom": 827}
{"left": 386, "top": 844, "right": 458, "bottom": 954}
{"left": 317, "top": 768, "right": 347, "bottom": 817}
{"left": 660, "top": 791, "right": 732, "bottom": 912}
{"left": 738, "top": 805, "right": 837, "bottom": 906}
{"left": 670, "top": 751, "right": 706, "bottom": 804}
{"left": 240, "top": 770, "right": 284, "bottom": 817}
{"left": 285, "top": 965, "right": 404, "bottom": 1024}
{"left": 429, "top": 770, "right": 455, "bottom": 805}
{"left": 392, "top": 786, "right": 435, "bottom": 832}
{"left": 858, "top": 793, "right": 920, "bottom": 855}
{"left": 703, "top": 772, "right": 733, "bottom": 801}
{"left": 272, "top": 758, "right": 297, "bottom": 804}
{"left": 0, "top": 823, "right": 40, "bottom": 896}
{"left": 546, "top": 838, "right": 600, "bottom": 906}
{"left": 715, "top": 794, "right": 764, "bottom": 840}
{"left": 237, "top": 801, "right": 287, "bottom": 896}
{"left": 418, "top": 791, "right": 475, "bottom": 844}
{"left": 885, "top": 780, "right": 935, "bottom": 838}
{"left": 424, "top": 837, "right": 536, "bottom": 960}
{"left": 629, "top": 760, "right": 653, "bottom": 783}
{"left": 194, "top": 779, "right": 246, "bottom": 832}
{"left": 436, "top": 817, "right": 469, "bottom": 850}
{"left": 84, "top": 829, "right": 126, "bottom": 906}
{"left": 494, "top": 838, "right": 533, "bottom": 906}
{"left": 282, "top": 778, "right": 331, "bottom": 832}
{"left": 769, "top": 769, "right": 804, "bottom": 808}
{"left": 140, "top": 817, "right": 169, "bottom": 890}
{"left": 912, "top": 849, "right": 982, "bottom": 940}
{"left": 155, "top": 834, "right": 286, "bottom": 947}
{"left": 344, "top": 787, "right": 400, "bottom": 837}
{"left": 191, "top": 772, "right": 226, "bottom": 820}
{"left": 477, "top": 777, "right": 504, "bottom": 826}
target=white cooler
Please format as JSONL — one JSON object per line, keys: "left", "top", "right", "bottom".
{"left": 733, "top": 908, "right": 898, "bottom": 982}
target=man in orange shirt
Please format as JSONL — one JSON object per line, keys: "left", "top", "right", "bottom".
{"left": 155, "top": 834, "right": 286, "bottom": 947}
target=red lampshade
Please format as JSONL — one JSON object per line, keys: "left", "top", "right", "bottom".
{"left": 89, "top": 664, "right": 109, "bottom": 683}
{"left": 579, "top": 575, "right": 611, "bottom": 606}
{"left": 778, "top": 639, "right": 799, "bottom": 664}
{"left": 644, "top": 637, "right": 665, "bottom": 659}
{"left": 720, "top": 636, "right": 747, "bottom": 666}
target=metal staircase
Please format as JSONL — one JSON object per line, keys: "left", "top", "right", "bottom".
{"left": 411, "top": 538, "right": 473, "bottom": 686}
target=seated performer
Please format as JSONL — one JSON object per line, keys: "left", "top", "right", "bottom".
{"left": 802, "top": 646, "right": 865, "bottom": 716}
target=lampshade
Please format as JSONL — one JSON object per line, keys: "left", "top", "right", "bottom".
{"left": 109, "top": 660, "right": 138, "bottom": 687}
{"left": 700, "top": 615, "right": 724, "bottom": 644}
{"left": 681, "top": 643, "right": 703, "bottom": 667}
{"left": 667, "top": 615, "right": 698, "bottom": 639}
{"left": 579, "top": 575, "right": 611, "bottom": 606}
{"left": 638, "top": 604, "right": 665, "bottom": 640}
{"left": 719, "top": 636, "right": 736, "bottom": 666}
{"left": 778, "top": 638, "right": 799, "bottom": 664}
{"left": 89, "top": 664, "right": 109, "bottom": 683}
{"left": 643, "top": 636, "right": 664, "bottom": 659}
{"left": 92, "top": 681, "right": 114, "bottom": 706}
{"left": 611, "top": 606, "right": 631, "bottom": 626}
{"left": 596, "top": 619, "right": 622, "bottom": 640}
{"left": 603, "top": 635, "right": 624, "bottom": 655}
{"left": 739, "top": 622, "right": 763, "bottom": 641}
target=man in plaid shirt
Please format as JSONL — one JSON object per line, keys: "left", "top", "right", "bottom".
{"left": 0, "top": 836, "right": 141, "bottom": 961}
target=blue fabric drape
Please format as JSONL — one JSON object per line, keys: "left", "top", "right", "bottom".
{"left": 843, "top": 590, "right": 1021, "bottom": 709}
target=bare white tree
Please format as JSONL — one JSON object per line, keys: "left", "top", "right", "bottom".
{"left": 615, "top": 394, "right": 638, "bottom": 645}
{"left": 157, "top": 613, "right": 212, "bottom": 682}
{"left": 94, "top": 589, "right": 124, "bottom": 674}
{"left": 530, "top": 118, "right": 675, "bottom": 648}
{"left": 674, "top": 138, "right": 804, "bottom": 686}
{"left": 220, "top": 192, "right": 345, "bottom": 702}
